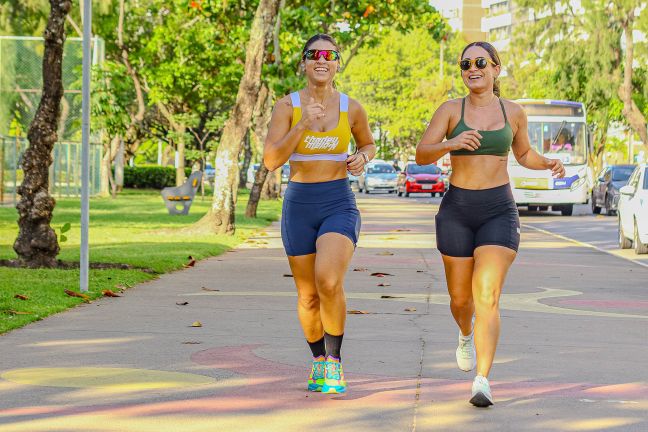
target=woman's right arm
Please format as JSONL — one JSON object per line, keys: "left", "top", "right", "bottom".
{"left": 416, "top": 102, "right": 482, "bottom": 165}
{"left": 263, "top": 96, "right": 323, "bottom": 171}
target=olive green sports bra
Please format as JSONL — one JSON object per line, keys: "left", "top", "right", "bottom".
{"left": 447, "top": 97, "right": 513, "bottom": 157}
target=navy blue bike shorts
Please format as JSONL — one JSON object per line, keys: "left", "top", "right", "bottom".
{"left": 281, "top": 178, "right": 361, "bottom": 256}
{"left": 435, "top": 183, "right": 520, "bottom": 257}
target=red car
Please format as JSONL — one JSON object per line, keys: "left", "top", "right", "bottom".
{"left": 397, "top": 163, "right": 445, "bottom": 197}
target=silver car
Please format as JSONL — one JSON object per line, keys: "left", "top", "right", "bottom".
{"left": 358, "top": 162, "right": 398, "bottom": 194}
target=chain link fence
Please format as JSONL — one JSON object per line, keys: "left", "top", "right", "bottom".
{"left": 0, "top": 36, "right": 104, "bottom": 204}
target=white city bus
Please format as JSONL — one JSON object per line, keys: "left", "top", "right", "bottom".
{"left": 509, "top": 99, "right": 593, "bottom": 216}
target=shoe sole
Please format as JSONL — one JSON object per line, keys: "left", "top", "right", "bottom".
{"left": 322, "top": 386, "right": 346, "bottom": 394}
{"left": 308, "top": 384, "right": 323, "bottom": 392}
{"left": 469, "top": 392, "right": 493, "bottom": 407}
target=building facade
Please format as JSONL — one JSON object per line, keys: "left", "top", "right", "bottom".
{"left": 431, "top": 0, "right": 487, "bottom": 43}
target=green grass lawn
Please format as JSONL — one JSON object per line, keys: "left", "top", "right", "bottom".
{"left": 0, "top": 188, "right": 282, "bottom": 334}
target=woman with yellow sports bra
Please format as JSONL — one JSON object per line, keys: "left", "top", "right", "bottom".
{"left": 416, "top": 42, "right": 565, "bottom": 407}
{"left": 264, "top": 34, "right": 376, "bottom": 395}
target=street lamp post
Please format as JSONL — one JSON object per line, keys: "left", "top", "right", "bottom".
{"left": 80, "top": 0, "right": 91, "bottom": 292}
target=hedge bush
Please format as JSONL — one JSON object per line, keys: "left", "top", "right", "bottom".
{"left": 123, "top": 166, "right": 192, "bottom": 189}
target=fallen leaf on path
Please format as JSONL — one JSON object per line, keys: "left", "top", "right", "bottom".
{"left": 182, "top": 341, "right": 202, "bottom": 344}
{"left": 5, "top": 310, "right": 32, "bottom": 315}
{"left": 191, "top": 321, "right": 202, "bottom": 327}
{"left": 102, "top": 290, "right": 121, "bottom": 297}
{"left": 201, "top": 287, "right": 220, "bottom": 292}
{"left": 377, "top": 251, "right": 394, "bottom": 256}
{"left": 390, "top": 229, "right": 411, "bottom": 232}
{"left": 347, "top": 310, "right": 370, "bottom": 314}
{"left": 259, "top": 232, "right": 269, "bottom": 236}
{"left": 115, "top": 283, "right": 130, "bottom": 291}
{"left": 283, "top": 274, "right": 293, "bottom": 277}
{"left": 64, "top": 289, "right": 90, "bottom": 303}
{"left": 416, "top": 270, "right": 425, "bottom": 273}
{"left": 371, "top": 272, "right": 393, "bottom": 277}
{"left": 176, "top": 301, "right": 189, "bottom": 306}
{"left": 404, "top": 307, "right": 417, "bottom": 312}
{"left": 381, "top": 295, "right": 404, "bottom": 299}
{"left": 184, "top": 255, "right": 196, "bottom": 268}
{"left": 379, "top": 237, "right": 398, "bottom": 241}
{"left": 377, "top": 283, "right": 391, "bottom": 287}
{"left": 14, "top": 294, "right": 29, "bottom": 301}
{"left": 353, "top": 268, "right": 368, "bottom": 272}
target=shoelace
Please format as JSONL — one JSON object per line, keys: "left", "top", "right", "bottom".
{"left": 312, "top": 361, "right": 325, "bottom": 379}
{"left": 459, "top": 337, "right": 473, "bottom": 358}
{"left": 326, "top": 362, "right": 341, "bottom": 380}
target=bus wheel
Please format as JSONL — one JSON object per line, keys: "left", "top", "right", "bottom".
{"left": 560, "top": 204, "right": 573, "bottom": 216}
{"left": 591, "top": 193, "right": 601, "bottom": 214}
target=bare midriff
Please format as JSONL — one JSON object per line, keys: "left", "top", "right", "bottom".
{"left": 289, "top": 160, "right": 348, "bottom": 183}
{"left": 449, "top": 154, "right": 510, "bottom": 190}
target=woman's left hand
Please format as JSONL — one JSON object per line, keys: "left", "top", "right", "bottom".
{"left": 346, "top": 152, "right": 367, "bottom": 176}
{"left": 546, "top": 158, "right": 565, "bottom": 178}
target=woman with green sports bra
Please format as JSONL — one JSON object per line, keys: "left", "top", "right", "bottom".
{"left": 416, "top": 41, "right": 565, "bottom": 408}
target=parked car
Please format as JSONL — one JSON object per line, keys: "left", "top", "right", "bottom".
{"left": 246, "top": 163, "right": 290, "bottom": 184}
{"left": 591, "top": 164, "right": 635, "bottom": 216}
{"left": 348, "top": 172, "right": 359, "bottom": 189}
{"left": 204, "top": 163, "right": 215, "bottom": 183}
{"left": 397, "top": 163, "right": 445, "bottom": 197}
{"left": 618, "top": 164, "right": 648, "bottom": 254}
{"left": 357, "top": 162, "right": 398, "bottom": 194}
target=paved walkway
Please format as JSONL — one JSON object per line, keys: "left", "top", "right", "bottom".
{"left": 0, "top": 195, "right": 647, "bottom": 431}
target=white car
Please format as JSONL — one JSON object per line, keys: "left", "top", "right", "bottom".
{"left": 618, "top": 164, "right": 648, "bottom": 254}
{"left": 357, "top": 162, "right": 398, "bottom": 194}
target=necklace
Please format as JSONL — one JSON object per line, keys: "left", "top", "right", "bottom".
{"left": 306, "top": 86, "right": 334, "bottom": 109}
{"left": 466, "top": 94, "right": 496, "bottom": 108}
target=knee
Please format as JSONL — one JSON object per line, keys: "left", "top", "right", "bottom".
{"left": 450, "top": 296, "right": 473, "bottom": 310}
{"left": 474, "top": 289, "right": 499, "bottom": 311}
{"left": 315, "top": 277, "right": 343, "bottom": 298}
{"left": 298, "top": 293, "right": 319, "bottom": 311}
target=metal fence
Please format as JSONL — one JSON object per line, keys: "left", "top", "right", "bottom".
{"left": 0, "top": 35, "right": 105, "bottom": 204}
{"left": 0, "top": 136, "right": 102, "bottom": 205}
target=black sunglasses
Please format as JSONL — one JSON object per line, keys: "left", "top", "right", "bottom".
{"left": 458, "top": 57, "right": 497, "bottom": 71}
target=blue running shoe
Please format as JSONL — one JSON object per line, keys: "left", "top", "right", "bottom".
{"left": 307, "top": 355, "right": 326, "bottom": 392}
{"left": 321, "top": 356, "right": 347, "bottom": 394}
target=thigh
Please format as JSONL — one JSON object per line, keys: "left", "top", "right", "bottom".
{"left": 317, "top": 202, "right": 361, "bottom": 248}
{"left": 435, "top": 206, "right": 476, "bottom": 257}
{"left": 288, "top": 253, "right": 318, "bottom": 300}
{"left": 472, "top": 245, "right": 516, "bottom": 305}
{"left": 441, "top": 254, "right": 475, "bottom": 301}
{"left": 282, "top": 200, "right": 319, "bottom": 257}
{"left": 314, "top": 233, "right": 355, "bottom": 285}
{"left": 474, "top": 204, "right": 520, "bottom": 252}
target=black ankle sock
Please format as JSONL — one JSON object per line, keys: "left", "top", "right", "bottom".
{"left": 307, "top": 336, "right": 326, "bottom": 358}
{"left": 324, "top": 332, "right": 344, "bottom": 359}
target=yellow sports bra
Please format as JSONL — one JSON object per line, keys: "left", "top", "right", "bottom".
{"left": 289, "top": 91, "right": 351, "bottom": 162}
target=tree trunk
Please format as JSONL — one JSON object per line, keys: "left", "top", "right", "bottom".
{"left": 13, "top": 0, "right": 71, "bottom": 267}
{"left": 239, "top": 131, "right": 253, "bottom": 189}
{"left": 246, "top": 163, "right": 270, "bottom": 218}
{"left": 114, "top": 138, "right": 125, "bottom": 191}
{"left": 197, "top": 0, "right": 280, "bottom": 234}
{"left": 175, "top": 131, "right": 186, "bottom": 186}
{"left": 100, "top": 135, "right": 120, "bottom": 197}
{"left": 618, "top": 18, "right": 648, "bottom": 151}
{"left": 245, "top": 84, "right": 274, "bottom": 218}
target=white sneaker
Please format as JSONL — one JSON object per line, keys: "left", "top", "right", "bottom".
{"left": 456, "top": 331, "right": 476, "bottom": 372}
{"left": 470, "top": 375, "right": 494, "bottom": 407}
